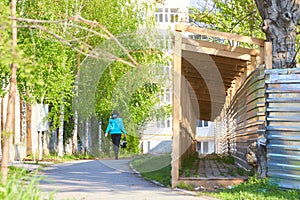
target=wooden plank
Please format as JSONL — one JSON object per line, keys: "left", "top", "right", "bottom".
{"left": 182, "top": 67, "right": 243, "bottom": 80}
{"left": 182, "top": 38, "right": 260, "bottom": 56}
{"left": 171, "top": 31, "right": 182, "bottom": 188}
{"left": 195, "top": 96, "right": 225, "bottom": 104}
{"left": 182, "top": 43, "right": 253, "bottom": 61}
{"left": 184, "top": 73, "right": 234, "bottom": 84}
{"left": 264, "top": 41, "right": 272, "bottom": 69}
{"left": 176, "top": 23, "right": 265, "bottom": 46}
{"left": 183, "top": 61, "right": 246, "bottom": 72}
{"left": 182, "top": 50, "right": 249, "bottom": 66}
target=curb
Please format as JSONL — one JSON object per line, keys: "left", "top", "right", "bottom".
{"left": 174, "top": 187, "right": 198, "bottom": 196}
{"left": 128, "top": 163, "right": 165, "bottom": 187}
{"left": 129, "top": 162, "right": 202, "bottom": 197}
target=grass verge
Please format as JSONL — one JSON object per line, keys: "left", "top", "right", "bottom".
{"left": 0, "top": 166, "right": 53, "bottom": 200}
{"left": 131, "top": 153, "right": 171, "bottom": 187}
{"left": 209, "top": 176, "right": 300, "bottom": 200}
{"left": 130, "top": 154, "right": 300, "bottom": 200}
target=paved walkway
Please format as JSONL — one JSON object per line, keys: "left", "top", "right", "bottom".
{"left": 38, "top": 159, "right": 218, "bottom": 200}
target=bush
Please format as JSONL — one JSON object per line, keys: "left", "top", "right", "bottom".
{"left": 0, "top": 166, "right": 52, "bottom": 200}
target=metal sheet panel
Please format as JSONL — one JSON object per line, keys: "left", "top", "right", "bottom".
{"left": 215, "top": 66, "right": 266, "bottom": 169}
{"left": 266, "top": 69, "right": 300, "bottom": 189}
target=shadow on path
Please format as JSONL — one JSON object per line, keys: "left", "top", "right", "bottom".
{"left": 39, "top": 159, "right": 218, "bottom": 200}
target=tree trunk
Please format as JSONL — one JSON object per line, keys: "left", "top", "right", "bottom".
{"left": 58, "top": 104, "right": 64, "bottom": 157}
{"left": 26, "top": 102, "right": 32, "bottom": 156}
{"left": 72, "top": 110, "right": 78, "bottom": 154}
{"left": 85, "top": 119, "right": 90, "bottom": 153}
{"left": 255, "top": 0, "right": 300, "bottom": 68}
{"left": 1, "top": 0, "right": 17, "bottom": 184}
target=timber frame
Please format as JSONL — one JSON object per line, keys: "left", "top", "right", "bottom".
{"left": 171, "top": 23, "right": 271, "bottom": 187}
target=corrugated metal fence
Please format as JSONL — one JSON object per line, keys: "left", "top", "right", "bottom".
{"left": 215, "top": 66, "right": 266, "bottom": 169}
{"left": 266, "top": 69, "right": 300, "bottom": 189}
{"left": 215, "top": 67, "right": 300, "bottom": 189}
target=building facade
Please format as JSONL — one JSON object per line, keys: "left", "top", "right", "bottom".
{"left": 141, "top": 0, "right": 216, "bottom": 154}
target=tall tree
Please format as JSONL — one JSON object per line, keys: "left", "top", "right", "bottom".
{"left": 190, "top": 0, "right": 264, "bottom": 41}
{"left": 1, "top": 0, "right": 17, "bottom": 184}
{"left": 255, "top": 0, "right": 300, "bottom": 69}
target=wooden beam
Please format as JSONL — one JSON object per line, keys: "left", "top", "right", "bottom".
{"left": 195, "top": 95, "right": 225, "bottom": 104}
{"left": 182, "top": 51, "right": 249, "bottom": 66}
{"left": 184, "top": 73, "right": 234, "bottom": 84}
{"left": 182, "top": 38, "right": 260, "bottom": 56}
{"left": 171, "top": 31, "right": 181, "bottom": 188}
{"left": 176, "top": 23, "right": 265, "bottom": 46}
{"left": 182, "top": 64, "right": 245, "bottom": 77}
{"left": 182, "top": 56, "right": 246, "bottom": 70}
{"left": 182, "top": 42, "right": 254, "bottom": 61}
{"left": 264, "top": 41, "right": 272, "bottom": 69}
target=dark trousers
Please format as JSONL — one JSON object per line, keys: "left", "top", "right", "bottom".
{"left": 111, "top": 134, "right": 121, "bottom": 159}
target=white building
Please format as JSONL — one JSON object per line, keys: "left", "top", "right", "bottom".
{"left": 141, "top": 0, "right": 216, "bottom": 154}
{"left": 196, "top": 120, "right": 215, "bottom": 156}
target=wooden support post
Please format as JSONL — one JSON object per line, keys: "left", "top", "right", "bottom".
{"left": 250, "top": 55, "right": 257, "bottom": 71}
{"left": 241, "top": 67, "right": 247, "bottom": 83}
{"left": 264, "top": 42, "right": 272, "bottom": 69}
{"left": 172, "top": 31, "right": 182, "bottom": 188}
{"left": 259, "top": 45, "right": 264, "bottom": 66}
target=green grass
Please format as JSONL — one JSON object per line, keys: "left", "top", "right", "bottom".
{"left": 24, "top": 153, "right": 96, "bottom": 164}
{"left": 131, "top": 154, "right": 171, "bottom": 187}
{"left": 131, "top": 154, "right": 300, "bottom": 200}
{"left": 177, "top": 181, "right": 194, "bottom": 190}
{"left": 0, "top": 166, "right": 53, "bottom": 200}
{"left": 180, "top": 153, "right": 200, "bottom": 177}
{"left": 209, "top": 176, "right": 300, "bottom": 200}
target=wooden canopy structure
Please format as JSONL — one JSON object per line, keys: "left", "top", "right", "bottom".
{"left": 171, "top": 24, "right": 271, "bottom": 187}
{"left": 174, "top": 24, "right": 269, "bottom": 121}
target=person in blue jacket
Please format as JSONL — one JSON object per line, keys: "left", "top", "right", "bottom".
{"left": 105, "top": 110, "right": 126, "bottom": 160}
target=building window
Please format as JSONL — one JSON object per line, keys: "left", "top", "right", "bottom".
{"left": 159, "top": 14, "right": 163, "bottom": 22}
{"left": 161, "top": 120, "right": 165, "bottom": 128}
{"left": 196, "top": 141, "right": 201, "bottom": 152}
{"left": 165, "top": 89, "right": 171, "bottom": 102}
{"left": 203, "top": 142, "right": 208, "bottom": 154}
{"left": 155, "top": 7, "right": 179, "bottom": 23}
{"left": 148, "top": 141, "right": 151, "bottom": 152}
{"left": 167, "top": 119, "right": 170, "bottom": 127}
{"left": 156, "top": 119, "right": 171, "bottom": 128}
{"left": 170, "top": 14, "right": 178, "bottom": 22}
{"left": 197, "top": 120, "right": 209, "bottom": 127}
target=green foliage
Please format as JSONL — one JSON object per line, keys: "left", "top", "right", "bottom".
{"left": 0, "top": 3, "right": 16, "bottom": 97}
{"left": 3, "top": 0, "right": 167, "bottom": 156}
{"left": 0, "top": 166, "right": 51, "bottom": 200}
{"left": 16, "top": 0, "right": 78, "bottom": 129}
{"left": 93, "top": 48, "right": 171, "bottom": 153}
{"left": 217, "top": 154, "right": 235, "bottom": 165}
{"left": 211, "top": 176, "right": 300, "bottom": 200}
{"left": 131, "top": 154, "right": 171, "bottom": 187}
{"left": 190, "top": 0, "right": 265, "bottom": 44}
{"left": 32, "top": 152, "right": 95, "bottom": 163}
{"left": 177, "top": 182, "right": 194, "bottom": 191}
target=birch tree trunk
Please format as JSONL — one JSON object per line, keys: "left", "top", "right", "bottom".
{"left": 26, "top": 102, "right": 32, "bottom": 155}
{"left": 255, "top": 0, "right": 300, "bottom": 69}
{"left": 58, "top": 104, "right": 64, "bottom": 157}
{"left": 72, "top": 109, "right": 78, "bottom": 154}
{"left": 1, "top": 0, "right": 17, "bottom": 184}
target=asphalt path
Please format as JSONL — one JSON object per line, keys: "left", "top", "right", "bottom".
{"left": 38, "top": 159, "right": 217, "bottom": 200}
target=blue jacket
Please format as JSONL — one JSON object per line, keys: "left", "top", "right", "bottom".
{"left": 105, "top": 117, "right": 126, "bottom": 135}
